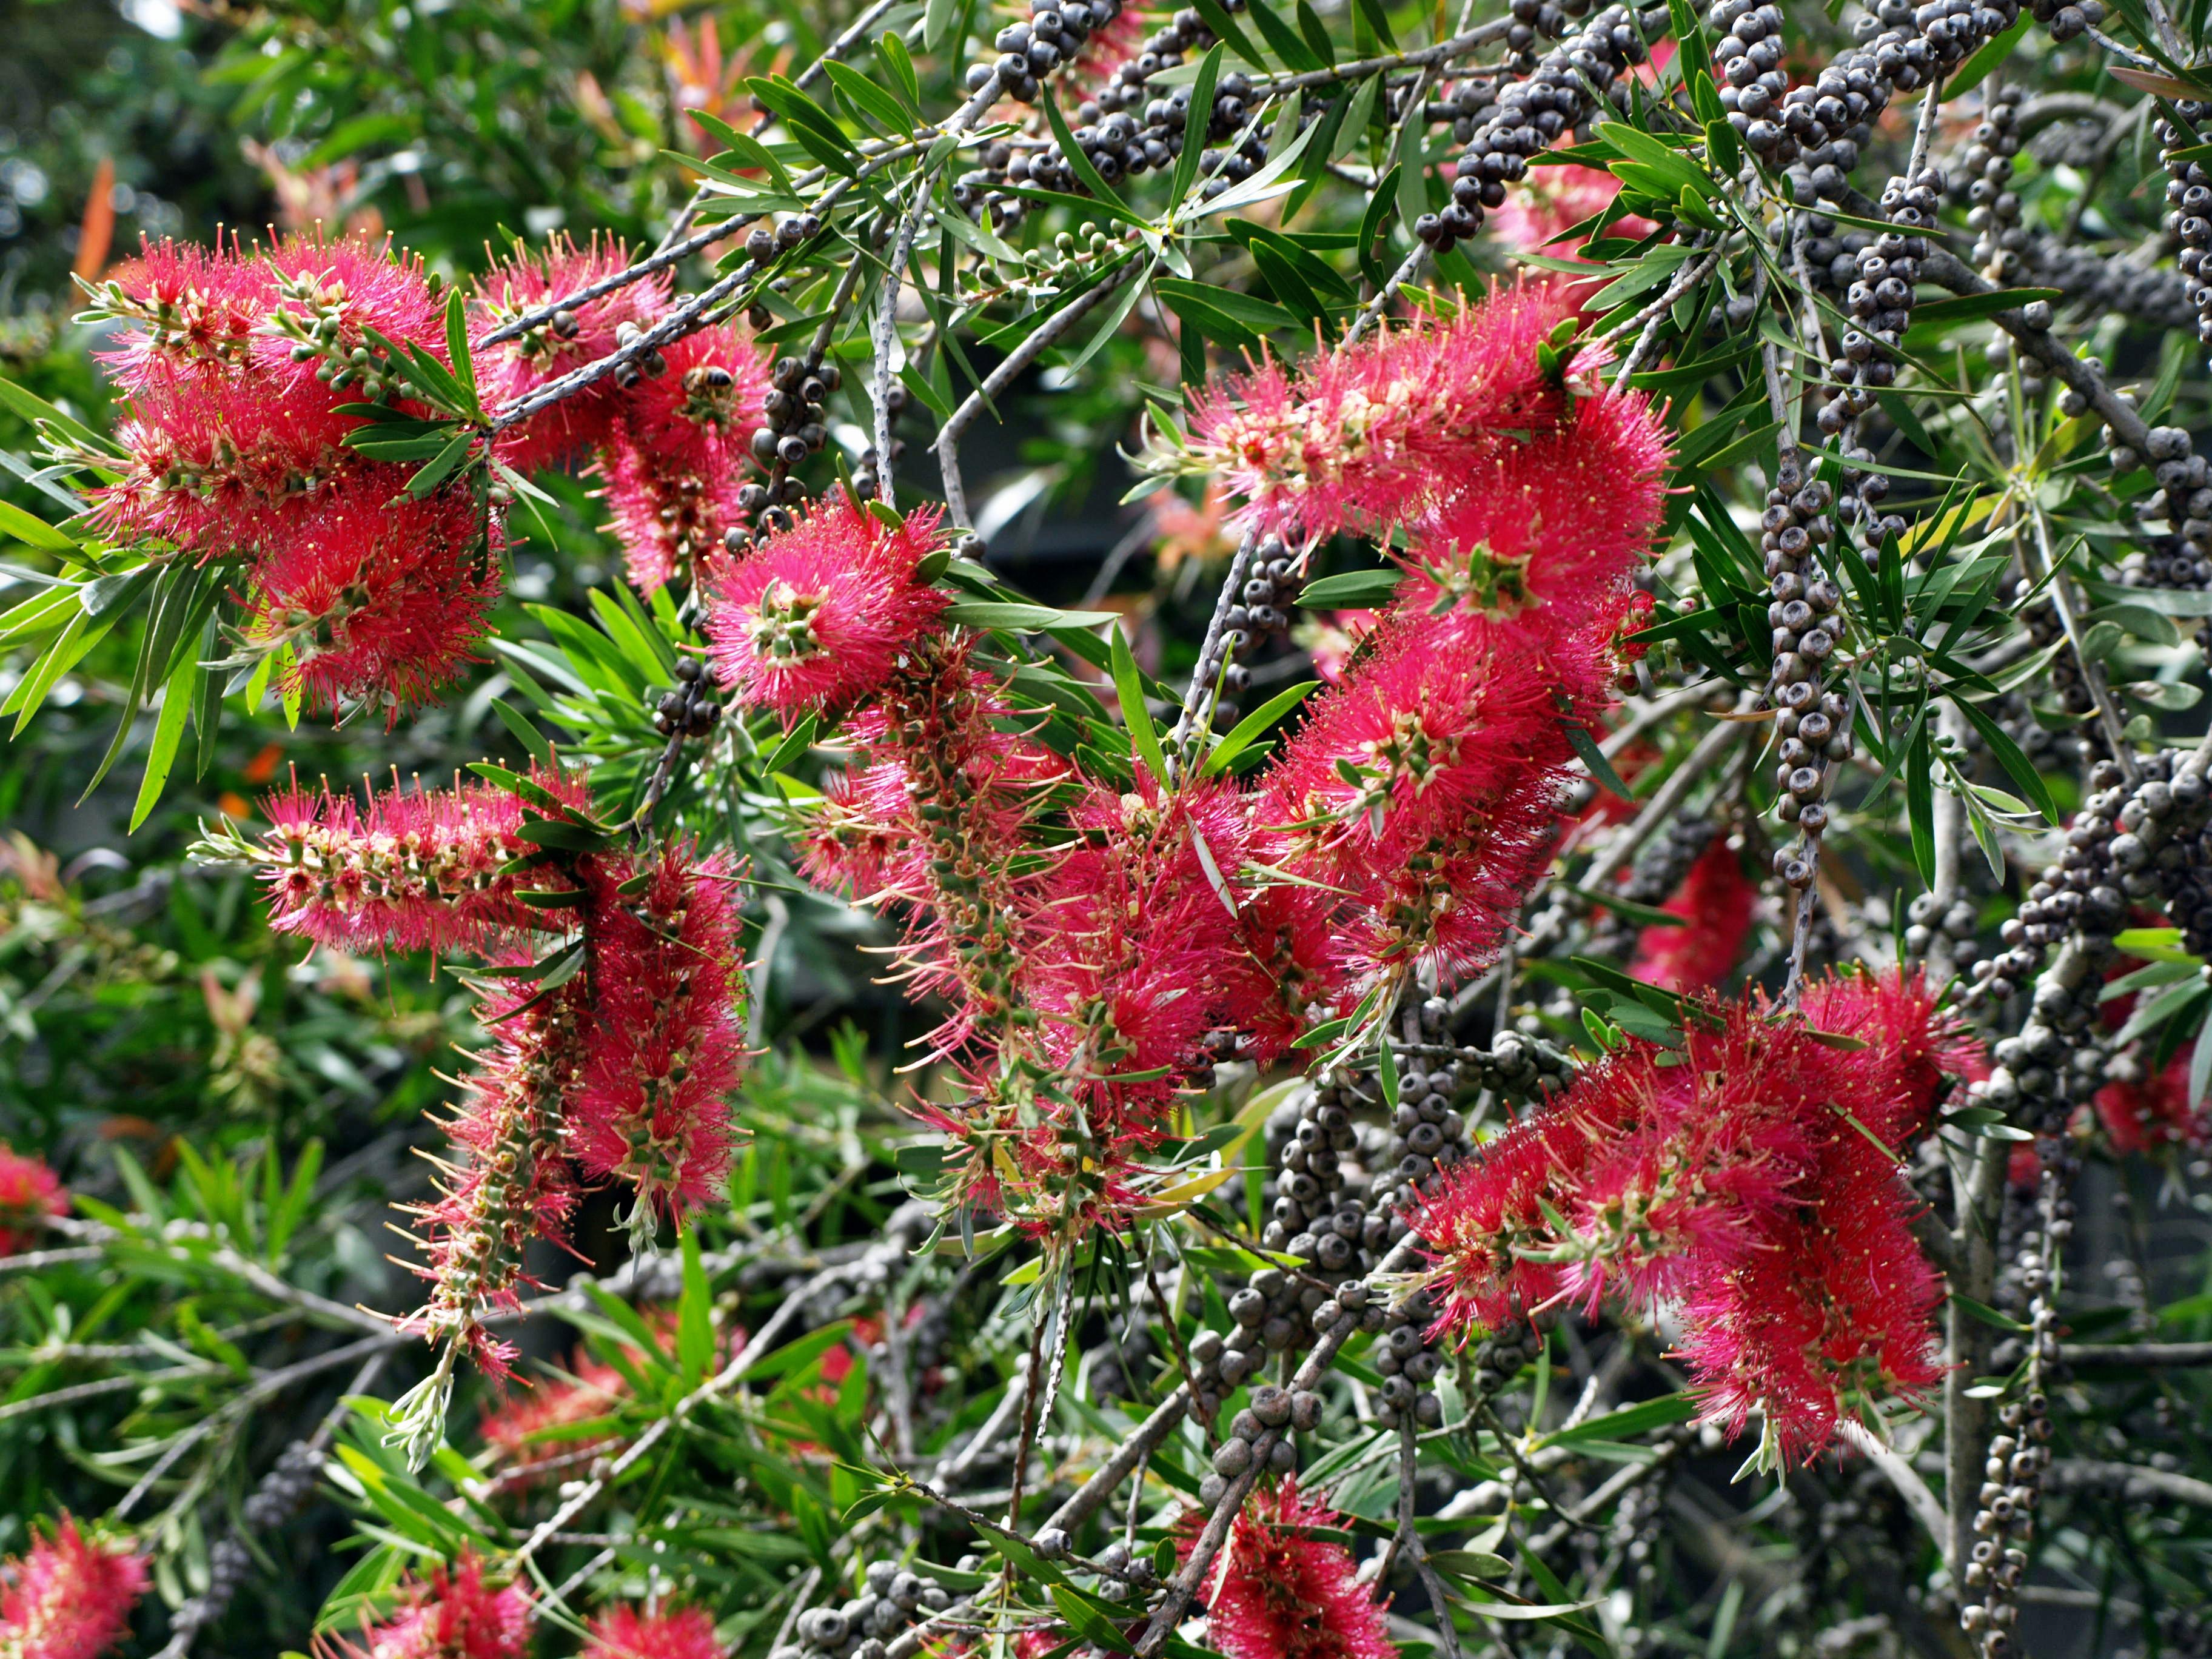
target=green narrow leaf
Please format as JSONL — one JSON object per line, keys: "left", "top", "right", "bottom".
{"left": 1356, "top": 164, "right": 1401, "bottom": 287}
{"left": 1948, "top": 697, "right": 2060, "bottom": 825}
{"left": 0, "top": 499, "right": 75, "bottom": 553}
{"left": 876, "top": 31, "right": 922, "bottom": 114}
{"left": 1562, "top": 723, "right": 1632, "bottom": 802}
{"left": 130, "top": 643, "right": 200, "bottom": 831}
{"left": 1173, "top": 45, "right": 1224, "bottom": 206}
{"left": 1110, "top": 624, "right": 1169, "bottom": 786}
{"left": 1906, "top": 720, "right": 1936, "bottom": 884}
{"left": 190, "top": 612, "right": 223, "bottom": 781}
{"left": 678, "top": 1224, "right": 713, "bottom": 1384}
{"left": 1202, "top": 680, "right": 1318, "bottom": 776}
{"left": 444, "top": 288, "right": 476, "bottom": 401}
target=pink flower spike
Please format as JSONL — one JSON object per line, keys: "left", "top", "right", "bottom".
{"left": 318, "top": 1551, "right": 532, "bottom": 1659}
{"left": 0, "top": 1143, "right": 66, "bottom": 1256}
{"left": 704, "top": 492, "right": 951, "bottom": 716}
{"left": 1190, "top": 1481, "right": 1396, "bottom": 1659}
{"left": 0, "top": 1516, "right": 147, "bottom": 1659}
{"left": 572, "top": 846, "right": 750, "bottom": 1235}
{"left": 474, "top": 234, "right": 673, "bottom": 473}
{"left": 582, "top": 1604, "right": 723, "bottom": 1659}
{"left": 255, "top": 761, "right": 592, "bottom": 957}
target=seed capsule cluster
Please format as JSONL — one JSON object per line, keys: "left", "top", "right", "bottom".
{"left": 1758, "top": 458, "right": 1853, "bottom": 889}
{"left": 774, "top": 1559, "right": 956, "bottom": 1659}
{"left": 734, "top": 352, "right": 846, "bottom": 535}
{"left": 1960, "top": 92, "right": 2026, "bottom": 280}
{"left": 1424, "top": 5, "right": 1656, "bottom": 255}
{"left": 651, "top": 654, "right": 722, "bottom": 739}
{"left": 968, "top": 0, "right": 1144, "bottom": 104}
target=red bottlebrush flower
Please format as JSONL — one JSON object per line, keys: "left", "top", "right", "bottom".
{"left": 255, "top": 762, "right": 592, "bottom": 957}
{"left": 1627, "top": 836, "right": 1756, "bottom": 993}
{"left": 1022, "top": 776, "right": 1261, "bottom": 1141}
{"left": 0, "top": 1144, "right": 65, "bottom": 1256}
{"left": 1182, "top": 282, "right": 1614, "bottom": 543}
{"left": 474, "top": 235, "right": 672, "bottom": 473}
{"left": 0, "top": 1515, "right": 147, "bottom": 1659}
{"left": 1191, "top": 1481, "right": 1395, "bottom": 1659}
{"left": 583, "top": 1605, "right": 722, "bottom": 1659}
{"left": 572, "top": 846, "right": 749, "bottom": 1233}
{"left": 479, "top": 1347, "right": 627, "bottom": 1482}
{"left": 599, "top": 323, "right": 769, "bottom": 592}
{"left": 90, "top": 369, "right": 367, "bottom": 559}
{"left": 243, "top": 494, "right": 501, "bottom": 722}
{"left": 320, "top": 1552, "right": 532, "bottom": 1659}
{"left": 1255, "top": 605, "right": 1620, "bottom": 996}
{"left": 1798, "top": 963, "right": 1982, "bottom": 1133}
{"left": 1415, "top": 968, "right": 1972, "bottom": 1463}
{"left": 253, "top": 230, "right": 447, "bottom": 396}
{"left": 797, "top": 638, "right": 1067, "bottom": 1058}
{"left": 2095, "top": 1050, "right": 2208, "bottom": 1153}
{"left": 91, "top": 235, "right": 271, "bottom": 387}
{"left": 1406, "top": 384, "right": 1673, "bottom": 617}
{"left": 401, "top": 972, "right": 589, "bottom": 1379}
{"left": 703, "top": 493, "right": 950, "bottom": 716}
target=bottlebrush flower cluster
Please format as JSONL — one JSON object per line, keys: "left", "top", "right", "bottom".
{"left": 703, "top": 494, "right": 950, "bottom": 715}
{"left": 474, "top": 235, "right": 770, "bottom": 591}
{"left": 1179, "top": 283, "right": 1667, "bottom": 571}
{"left": 2095, "top": 1050, "right": 2211, "bottom": 1154}
{"left": 1187, "top": 1480, "right": 1395, "bottom": 1659}
{"left": 1413, "top": 967, "right": 1980, "bottom": 1462}
{"left": 582, "top": 1603, "right": 723, "bottom": 1659}
{"left": 86, "top": 233, "right": 493, "bottom": 720}
{"left": 479, "top": 1344, "right": 626, "bottom": 1481}
{"left": 83, "top": 231, "right": 769, "bottom": 723}
{"left": 0, "top": 1515, "right": 147, "bottom": 1659}
{"left": 1627, "top": 835, "right": 1758, "bottom": 993}
{"left": 318, "top": 1552, "right": 531, "bottom": 1659}
{"left": 0, "top": 1143, "right": 65, "bottom": 1256}
{"left": 241, "top": 767, "right": 746, "bottom": 1378}
{"left": 729, "top": 292, "right": 1671, "bottom": 1240}
{"left": 472, "top": 234, "right": 671, "bottom": 475}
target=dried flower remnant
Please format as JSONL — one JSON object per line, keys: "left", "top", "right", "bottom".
{"left": 0, "top": 1144, "right": 65, "bottom": 1256}
{"left": 573, "top": 846, "right": 749, "bottom": 1238}
{"left": 1415, "top": 969, "right": 1977, "bottom": 1463}
{"left": 473, "top": 235, "right": 672, "bottom": 472}
{"left": 0, "top": 1515, "right": 147, "bottom": 1659}
{"left": 704, "top": 493, "right": 950, "bottom": 716}
{"left": 1191, "top": 1481, "right": 1395, "bottom": 1659}
{"left": 318, "top": 1552, "right": 532, "bottom": 1659}
{"left": 600, "top": 322, "right": 769, "bottom": 592}
{"left": 581, "top": 1603, "right": 723, "bottom": 1659}
{"left": 253, "top": 762, "right": 592, "bottom": 957}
